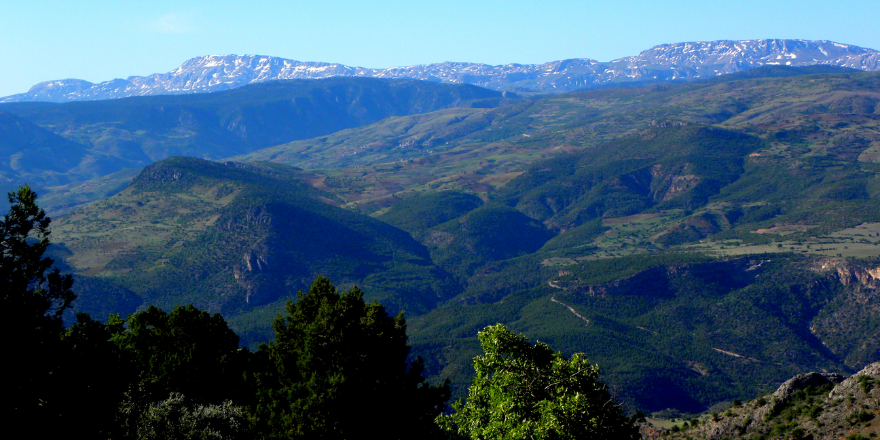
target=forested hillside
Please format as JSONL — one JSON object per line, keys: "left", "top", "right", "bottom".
{"left": 35, "top": 66, "right": 880, "bottom": 417}
{"left": 0, "top": 77, "right": 509, "bottom": 212}
{"left": 50, "top": 157, "right": 459, "bottom": 345}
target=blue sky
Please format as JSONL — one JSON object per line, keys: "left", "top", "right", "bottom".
{"left": 1, "top": 0, "right": 878, "bottom": 97}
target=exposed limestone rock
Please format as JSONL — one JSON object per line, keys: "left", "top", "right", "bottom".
{"left": 649, "top": 163, "right": 700, "bottom": 202}
{"left": 219, "top": 205, "right": 274, "bottom": 230}
{"left": 813, "top": 258, "right": 880, "bottom": 286}
{"left": 829, "top": 361, "right": 880, "bottom": 399}
{"left": 661, "top": 362, "right": 880, "bottom": 440}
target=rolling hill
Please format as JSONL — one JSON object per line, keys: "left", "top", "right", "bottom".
{"left": 41, "top": 66, "right": 880, "bottom": 414}
{"left": 50, "top": 157, "right": 459, "bottom": 346}
{"left": 0, "top": 77, "right": 510, "bottom": 212}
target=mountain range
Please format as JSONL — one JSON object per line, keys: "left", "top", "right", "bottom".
{"left": 0, "top": 77, "right": 507, "bottom": 207}
{"left": 4, "top": 39, "right": 879, "bottom": 103}
{"left": 32, "top": 65, "right": 880, "bottom": 416}
{"left": 4, "top": 37, "right": 880, "bottom": 419}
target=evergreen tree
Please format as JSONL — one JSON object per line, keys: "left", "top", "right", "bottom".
{"left": 112, "top": 304, "right": 248, "bottom": 405}
{"left": 0, "top": 185, "right": 76, "bottom": 431}
{"left": 254, "top": 276, "right": 450, "bottom": 439}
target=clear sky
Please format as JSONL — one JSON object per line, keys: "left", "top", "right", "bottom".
{"left": 1, "top": 0, "right": 878, "bottom": 97}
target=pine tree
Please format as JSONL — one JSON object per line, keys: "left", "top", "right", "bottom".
{"left": 254, "top": 276, "right": 450, "bottom": 439}
{"left": 0, "top": 185, "right": 76, "bottom": 430}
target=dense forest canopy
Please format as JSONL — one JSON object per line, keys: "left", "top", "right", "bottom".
{"left": 2, "top": 187, "right": 637, "bottom": 438}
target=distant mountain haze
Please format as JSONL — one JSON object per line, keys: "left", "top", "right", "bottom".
{"left": 32, "top": 64, "right": 880, "bottom": 415}
{"left": 0, "top": 77, "right": 506, "bottom": 201}
{"left": 4, "top": 39, "right": 879, "bottom": 103}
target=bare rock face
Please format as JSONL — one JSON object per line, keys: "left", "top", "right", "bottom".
{"left": 809, "top": 258, "right": 880, "bottom": 367}
{"left": 662, "top": 362, "right": 880, "bottom": 440}
{"left": 813, "top": 258, "right": 880, "bottom": 286}
{"left": 774, "top": 372, "right": 847, "bottom": 402}
{"left": 828, "top": 362, "right": 880, "bottom": 399}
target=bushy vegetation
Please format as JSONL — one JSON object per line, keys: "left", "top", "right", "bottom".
{"left": 427, "top": 204, "right": 556, "bottom": 279}
{"left": 5, "top": 187, "right": 643, "bottom": 438}
{"left": 53, "top": 158, "right": 461, "bottom": 342}
{"left": 378, "top": 190, "right": 484, "bottom": 232}
{"left": 23, "top": 67, "right": 880, "bottom": 421}
{"left": 438, "top": 324, "right": 641, "bottom": 439}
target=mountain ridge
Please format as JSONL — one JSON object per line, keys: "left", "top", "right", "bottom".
{"left": 0, "top": 77, "right": 506, "bottom": 200}
{"left": 43, "top": 68, "right": 880, "bottom": 413}
{"left": 5, "top": 39, "right": 879, "bottom": 103}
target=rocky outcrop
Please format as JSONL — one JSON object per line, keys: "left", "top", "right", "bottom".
{"left": 649, "top": 164, "right": 701, "bottom": 202}
{"left": 661, "top": 362, "right": 880, "bottom": 440}
{"left": 751, "top": 373, "right": 846, "bottom": 421}
{"left": 808, "top": 260, "right": 880, "bottom": 368}
{"left": 218, "top": 205, "right": 274, "bottom": 230}
{"left": 829, "top": 362, "right": 880, "bottom": 399}
{"left": 572, "top": 265, "right": 671, "bottom": 298}
{"left": 814, "top": 258, "right": 880, "bottom": 286}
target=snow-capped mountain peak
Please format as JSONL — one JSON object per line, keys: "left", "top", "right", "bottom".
{"left": 4, "top": 39, "right": 879, "bottom": 103}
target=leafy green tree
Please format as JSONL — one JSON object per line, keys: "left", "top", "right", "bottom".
{"left": 438, "top": 324, "right": 640, "bottom": 440}
{"left": 0, "top": 185, "right": 76, "bottom": 430}
{"left": 254, "top": 276, "right": 450, "bottom": 439}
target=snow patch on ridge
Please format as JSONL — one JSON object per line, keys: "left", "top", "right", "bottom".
{"left": 3, "top": 39, "right": 879, "bottom": 103}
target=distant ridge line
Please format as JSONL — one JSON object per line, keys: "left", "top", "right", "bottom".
{"left": 4, "top": 39, "right": 879, "bottom": 103}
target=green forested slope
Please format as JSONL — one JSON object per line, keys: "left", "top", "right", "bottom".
{"left": 407, "top": 253, "right": 880, "bottom": 414}
{"left": 51, "top": 157, "right": 459, "bottom": 345}
{"left": 0, "top": 77, "right": 509, "bottom": 213}
{"left": 230, "top": 67, "right": 880, "bottom": 211}
{"left": 0, "top": 111, "right": 132, "bottom": 194}
{"left": 0, "top": 77, "right": 506, "bottom": 162}
{"left": 46, "top": 67, "right": 880, "bottom": 415}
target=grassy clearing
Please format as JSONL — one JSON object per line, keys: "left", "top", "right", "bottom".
{"left": 683, "top": 222, "right": 880, "bottom": 259}
{"left": 53, "top": 184, "right": 239, "bottom": 275}
{"left": 645, "top": 417, "right": 681, "bottom": 430}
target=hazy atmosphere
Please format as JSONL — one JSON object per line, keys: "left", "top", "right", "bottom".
{"left": 6, "top": 1, "right": 880, "bottom": 439}
{"left": 2, "top": 0, "right": 879, "bottom": 97}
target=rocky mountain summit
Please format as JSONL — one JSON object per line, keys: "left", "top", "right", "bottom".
{"left": 659, "top": 362, "right": 880, "bottom": 439}
{"left": 5, "top": 39, "right": 879, "bottom": 103}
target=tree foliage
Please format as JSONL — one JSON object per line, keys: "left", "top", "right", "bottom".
{"left": 0, "top": 185, "right": 77, "bottom": 431}
{"left": 123, "top": 392, "right": 252, "bottom": 440}
{"left": 112, "top": 304, "right": 248, "bottom": 404}
{"left": 254, "top": 276, "right": 450, "bottom": 439}
{"left": 439, "top": 324, "right": 639, "bottom": 440}
{"left": 2, "top": 187, "right": 455, "bottom": 438}
{"left": 1, "top": 184, "right": 75, "bottom": 326}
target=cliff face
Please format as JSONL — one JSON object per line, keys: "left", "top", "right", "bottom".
{"left": 53, "top": 157, "right": 459, "bottom": 319}
{"left": 814, "top": 258, "right": 880, "bottom": 286}
{"left": 559, "top": 258, "right": 880, "bottom": 371}
{"left": 810, "top": 258, "right": 880, "bottom": 367}
{"left": 661, "top": 362, "right": 880, "bottom": 440}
